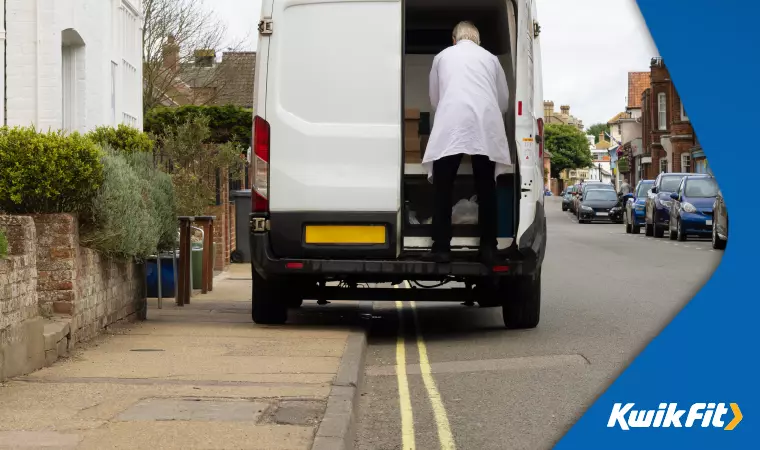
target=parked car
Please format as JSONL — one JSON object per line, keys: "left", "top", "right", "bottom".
{"left": 568, "top": 184, "right": 582, "bottom": 213}
{"left": 644, "top": 172, "right": 690, "bottom": 238}
{"left": 712, "top": 189, "right": 728, "bottom": 249}
{"left": 623, "top": 179, "right": 654, "bottom": 234}
{"left": 667, "top": 175, "right": 719, "bottom": 241}
{"left": 573, "top": 182, "right": 614, "bottom": 214}
{"left": 577, "top": 188, "right": 619, "bottom": 223}
{"left": 561, "top": 188, "right": 574, "bottom": 211}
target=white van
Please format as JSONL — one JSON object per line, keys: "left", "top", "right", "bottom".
{"left": 249, "top": 0, "right": 547, "bottom": 328}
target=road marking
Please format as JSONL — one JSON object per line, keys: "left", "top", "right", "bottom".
{"left": 406, "top": 289, "right": 456, "bottom": 450}
{"left": 394, "top": 299, "right": 416, "bottom": 450}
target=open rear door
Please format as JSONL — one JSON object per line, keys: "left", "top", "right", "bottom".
{"left": 264, "top": 0, "right": 403, "bottom": 258}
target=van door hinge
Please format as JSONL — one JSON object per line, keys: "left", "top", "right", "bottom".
{"left": 533, "top": 21, "right": 541, "bottom": 38}
{"left": 258, "top": 19, "right": 273, "bottom": 35}
{"left": 250, "top": 217, "right": 270, "bottom": 233}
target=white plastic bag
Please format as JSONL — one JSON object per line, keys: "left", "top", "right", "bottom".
{"left": 452, "top": 195, "right": 479, "bottom": 224}
{"left": 408, "top": 209, "right": 420, "bottom": 225}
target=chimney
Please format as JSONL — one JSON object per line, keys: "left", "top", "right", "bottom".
{"left": 543, "top": 101, "right": 554, "bottom": 118}
{"left": 560, "top": 105, "right": 570, "bottom": 116}
{"left": 599, "top": 132, "right": 605, "bottom": 142}
{"left": 163, "top": 34, "right": 180, "bottom": 73}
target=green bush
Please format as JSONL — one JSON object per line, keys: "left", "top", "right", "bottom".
{"left": 0, "top": 127, "right": 103, "bottom": 214}
{"left": 125, "top": 152, "right": 177, "bottom": 251}
{"left": 87, "top": 124, "right": 154, "bottom": 154}
{"left": 0, "top": 229, "right": 7, "bottom": 259}
{"left": 80, "top": 148, "right": 176, "bottom": 259}
{"left": 144, "top": 105, "right": 252, "bottom": 146}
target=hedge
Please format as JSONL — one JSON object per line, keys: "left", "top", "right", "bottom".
{"left": 0, "top": 127, "right": 103, "bottom": 214}
{"left": 144, "top": 105, "right": 252, "bottom": 146}
{"left": 80, "top": 148, "right": 177, "bottom": 258}
{"left": 87, "top": 124, "right": 154, "bottom": 154}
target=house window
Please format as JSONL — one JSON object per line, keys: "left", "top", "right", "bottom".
{"left": 681, "top": 101, "right": 689, "bottom": 122}
{"left": 660, "top": 158, "right": 668, "bottom": 174}
{"left": 62, "top": 46, "right": 75, "bottom": 132}
{"left": 658, "top": 92, "right": 667, "bottom": 130}
{"left": 111, "top": 62, "right": 118, "bottom": 125}
{"left": 681, "top": 154, "right": 691, "bottom": 173}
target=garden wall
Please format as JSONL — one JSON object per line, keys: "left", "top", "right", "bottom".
{"left": 0, "top": 214, "right": 145, "bottom": 381}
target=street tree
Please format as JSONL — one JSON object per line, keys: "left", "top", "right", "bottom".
{"left": 142, "top": 0, "right": 247, "bottom": 114}
{"left": 545, "top": 123, "right": 593, "bottom": 178}
{"left": 586, "top": 123, "right": 610, "bottom": 143}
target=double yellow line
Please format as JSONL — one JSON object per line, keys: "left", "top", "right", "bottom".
{"left": 395, "top": 282, "right": 456, "bottom": 450}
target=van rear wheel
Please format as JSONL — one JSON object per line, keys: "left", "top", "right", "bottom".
{"left": 252, "top": 269, "right": 288, "bottom": 325}
{"left": 500, "top": 271, "right": 541, "bottom": 329}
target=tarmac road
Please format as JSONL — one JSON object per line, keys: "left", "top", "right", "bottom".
{"left": 354, "top": 196, "right": 723, "bottom": 450}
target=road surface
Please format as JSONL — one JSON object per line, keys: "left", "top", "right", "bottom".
{"left": 354, "top": 196, "right": 722, "bottom": 450}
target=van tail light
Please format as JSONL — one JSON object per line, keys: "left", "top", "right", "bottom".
{"left": 252, "top": 115, "right": 270, "bottom": 213}
{"left": 537, "top": 118, "right": 544, "bottom": 160}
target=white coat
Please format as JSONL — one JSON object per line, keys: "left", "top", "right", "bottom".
{"left": 423, "top": 40, "right": 511, "bottom": 182}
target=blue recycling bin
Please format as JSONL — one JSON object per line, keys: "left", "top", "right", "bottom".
{"left": 146, "top": 256, "right": 176, "bottom": 298}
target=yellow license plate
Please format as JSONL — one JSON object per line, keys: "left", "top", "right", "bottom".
{"left": 304, "top": 225, "right": 386, "bottom": 245}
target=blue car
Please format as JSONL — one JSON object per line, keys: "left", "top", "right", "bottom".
{"left": 623, "top": 179, "right": 654, "bottom": 234}
{"left": 645, "top": 172, "right": 691, "bottom": 238}
{"left": 668, "top": 175, "right": 719, "bottom": 241}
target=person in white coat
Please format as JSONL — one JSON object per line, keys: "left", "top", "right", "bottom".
{"left": 422, "top": 21, "right": 511, "bottom": 265}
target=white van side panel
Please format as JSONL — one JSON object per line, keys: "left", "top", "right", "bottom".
{"left": 266, "top": 0, "right": 402, "bottom": 213}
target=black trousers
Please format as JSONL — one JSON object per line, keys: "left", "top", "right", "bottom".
{"left": 431, "top": 154, "right": 497, "bottom": 253}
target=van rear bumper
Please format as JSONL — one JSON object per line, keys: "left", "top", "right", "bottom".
{"left": 250, "top": 231, "right": 537, "bottom": 281}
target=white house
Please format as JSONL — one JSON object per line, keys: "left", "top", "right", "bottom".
{"left": 1, "top": 0, "right": 144, "bottom": 132}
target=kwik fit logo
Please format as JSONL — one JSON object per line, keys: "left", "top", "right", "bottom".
{"left": 608, "top": 403, "right": 742, "bottom": 431}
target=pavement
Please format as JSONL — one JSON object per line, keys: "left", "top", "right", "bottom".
{"left": 0, "top": 265, "right": 369, "bottom": 450}
{"left": 354, "top": 197, "right": 723, "bottom": 450}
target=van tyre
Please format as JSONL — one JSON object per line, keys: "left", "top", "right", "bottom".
{"left": 645, "top": 222, "right": 654, "bottom": 236}
{"left": 251, "top": 269, "right": 288, "bottom": 325}
{"left": 653, "top": 224, "right": 665, "bottom": 238}
{"left": 501, "top": 271, "right": 541, "bottom": 329}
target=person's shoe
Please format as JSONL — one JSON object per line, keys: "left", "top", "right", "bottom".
{"left": 421, "top": 250, "right": 451, "bottom": 263}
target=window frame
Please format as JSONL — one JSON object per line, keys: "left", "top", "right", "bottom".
{"left": 660, "top": 157, "right": 668, "bottom": 174}
{"left": 681, "top": 153, "right": 692, "bottom": 173}
{"left": 657, "top": 92, "right": 667, "bottom": 130}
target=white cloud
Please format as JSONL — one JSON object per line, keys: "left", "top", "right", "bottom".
{"left": 214, "top": 0, "right": 658, "bottom": 127}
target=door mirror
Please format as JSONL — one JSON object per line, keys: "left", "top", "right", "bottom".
{"left": 670, "top": 193, "right": 679, "bottom": 200}
{"left": 650, "top": 186, "right": 658, "bottom": 194}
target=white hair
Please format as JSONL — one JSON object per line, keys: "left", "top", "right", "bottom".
{"left": 453, "top": 21, "right": 481, "bottom": 45}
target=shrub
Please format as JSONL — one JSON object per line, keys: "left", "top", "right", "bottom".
{"left": 80, "top": 147, "right": 176, "bottom": 259}
{"left": 87, "top": 124, "right": 154, "bottom": 154}
{"left": 0, "top": 127, "right": 103, "bottom": 214}
{"left": 145, "top": 105, "right": 252, "bottom": 146}
{"left": 0, "top": 229, "right": 7, "bottom": 259}
{"left": 124, "top": 152, "right": 177, "bottom": 251}
{"left": 155, "top": 115, "right": 244, "bottom": 215}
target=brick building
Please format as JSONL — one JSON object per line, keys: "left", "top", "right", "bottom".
{"left": 543, "top": 101, "right": 584, "bottom": 131}
{"left": 640, "top": 57, "right": 696, "bottom": 180}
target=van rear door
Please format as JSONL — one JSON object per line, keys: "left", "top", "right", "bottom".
{"left": 263, "top": 0, "right": 403, "bottom": 258}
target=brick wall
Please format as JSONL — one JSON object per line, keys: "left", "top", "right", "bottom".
{"left": 33, "top": 214, "right": 145, "bottom": 344}
{"left": 0, "top": 215, "right": 44, "bottom": 380}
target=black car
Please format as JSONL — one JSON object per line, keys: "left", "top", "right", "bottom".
{"left": 577, "top": 189, "right": 619, "bottom": 223}
{"left": 645, "top": 172, "right": 690, "bottom": 238}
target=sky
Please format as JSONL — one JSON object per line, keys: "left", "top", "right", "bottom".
{"left": 210, "top": 0, "right": 658, "bottom": 129}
